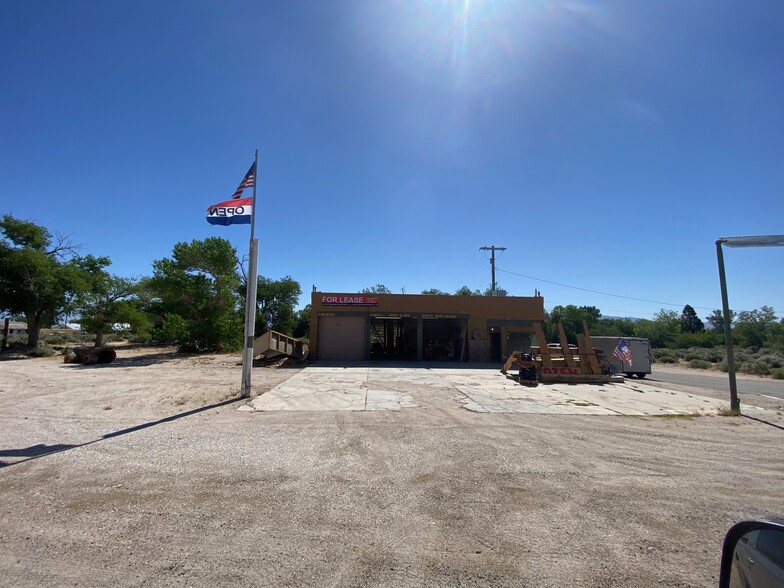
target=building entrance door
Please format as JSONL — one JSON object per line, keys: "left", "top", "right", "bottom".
{"left": 490, "top": 332, "right": 502, "bottom": 363}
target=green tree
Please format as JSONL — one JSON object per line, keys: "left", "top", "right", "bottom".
{"left": 591, "top": 317, "right": 636, "bottom": 337}
{"left": 546, "top": 305, "right": 602, "bottom": 343}
{"left": 149, "top": 237, "right": 242, "bottom": 352}
{"left": 705, "top": 309, "right": 734, "bottom": 332}
{"left": 421, "top": 288, "right": 450, "bottom": 295}
{"left": 74, "top": 258, "right": 150, "bottom": 347}
{"left": 252, "top": 275, "right": 302, "bottom": 335}
{"left": 292, "top": 304, "right": 311, "bottom": 339}
{"left": 361, "top": 284, "right": 392, "bottom": 294}
{"left": 680, "top": 304, "right": 704, "bottom": 333}
{"left": 483, "top": 287, "right": 509, "bottom": 296}
{"left": 734, "top": 306, "right": 777, "bottom": 349}
{"left": 633, "top": 309, "right": 680, "bottom": 348}
{"left": 0, "top": 215, "right": 87, "bottom": 347}
{"left": 766, "top": 319, "right": 784, "bottom": 352}
{"left": 454, "top": 285, "right": 481, "bottom": 296}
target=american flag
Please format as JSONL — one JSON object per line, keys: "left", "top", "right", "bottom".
{"left": 231, "top": 162, "right": 256, "bottom": 199}
{"left": 613, "top": 339, "right": 633, "bottom": 367}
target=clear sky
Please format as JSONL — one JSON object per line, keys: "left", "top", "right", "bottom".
{"left": 2, "top": 0, "right": 782, "bottom": 319}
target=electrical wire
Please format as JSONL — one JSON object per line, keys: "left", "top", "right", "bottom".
{"left": 496, "top": 267, "right": 715, "bottom": 311}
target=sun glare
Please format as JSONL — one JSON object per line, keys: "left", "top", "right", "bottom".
{"left": 356, "top": 0, "right": 606, "bottom": 92}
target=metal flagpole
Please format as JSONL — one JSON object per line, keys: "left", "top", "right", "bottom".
{"left": 241, "top": 149, "right": 260, "bottom": 398}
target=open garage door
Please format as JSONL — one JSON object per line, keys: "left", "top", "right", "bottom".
{"left": 317, "top": 316, "right": 366, "bottom": 361}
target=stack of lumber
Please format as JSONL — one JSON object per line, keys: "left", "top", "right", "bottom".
{"left": 501, "top": 321, "right": 610, "bottom": 384}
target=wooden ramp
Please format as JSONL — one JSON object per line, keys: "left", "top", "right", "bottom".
{"left": 252, "top": 330, "right": 308, "bottom": 360}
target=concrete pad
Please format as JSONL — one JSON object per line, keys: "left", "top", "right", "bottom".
{"left": 440, "top": 370, "right": 730, "bottom": 415}
{"left": 249, "top": 365, "right": 764, "bottom": 416}
{"left": 250, "top": 367, "right": 416, "bottom": 412}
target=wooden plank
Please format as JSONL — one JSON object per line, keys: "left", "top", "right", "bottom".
{"left": 557, "top": 324, "right": 576, "bottom": 367}
{"left": 576, "top": 334, "right": 591, "bottom": 374}
{"left": 540, "top": 364, "right": 611, "bottom": 383}
{"left": 582, "top": 320, "right": 602, "bottom": 374}
{"left": 533, "top": 323, "right": 552, "bottom": 366}
{"left": 501, "top": 350, "right": 521, "bottom": 374}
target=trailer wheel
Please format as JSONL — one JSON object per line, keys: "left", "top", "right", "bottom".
{"left": 624, "top": 372, "right": 635, "bottom": 378}
{"left": 635, "top": 373, "right": 647, "bottom": 379}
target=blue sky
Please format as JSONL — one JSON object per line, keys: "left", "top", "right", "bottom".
{"left": 2, "top": 0, "right": 782, "bottom": 319}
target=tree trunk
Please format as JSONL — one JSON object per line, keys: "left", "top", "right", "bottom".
{"left": 94, "top": 329, "right": 104, "bottom": 348}
{"left": 26, "top": 313, "right": 42, "bottom": 347}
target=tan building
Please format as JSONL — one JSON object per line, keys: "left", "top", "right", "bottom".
{"left": 310, "top": 292, "right": 544, "bottom": 362}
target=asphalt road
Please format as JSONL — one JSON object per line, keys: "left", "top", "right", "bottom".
{"left": 650, "top": 368, "right": 784, "bottom": 400}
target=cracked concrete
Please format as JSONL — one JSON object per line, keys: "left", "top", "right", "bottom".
{"left": 249, "top": 365, "right": 774, "bottom": 418}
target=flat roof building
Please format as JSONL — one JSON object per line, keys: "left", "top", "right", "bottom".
{"left": 310, "top": 291, "right": 544, "bottom": 363}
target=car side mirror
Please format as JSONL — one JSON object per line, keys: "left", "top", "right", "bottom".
{"left": 719, "top": 520, "right": 784, "bottom": 588}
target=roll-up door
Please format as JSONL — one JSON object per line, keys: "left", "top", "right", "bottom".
{"left": 317, "top": 316, "right": 366, "bottom": 361}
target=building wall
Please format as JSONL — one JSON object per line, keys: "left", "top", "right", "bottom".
{"left": 310, "top": 292, "right": 544, "bottom": 362}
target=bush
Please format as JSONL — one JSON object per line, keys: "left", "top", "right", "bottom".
{"left": 44, "top": 334, "right": 67, "bottom": 345}
{"left": 771, "top": 369, "right": 784, "bottom": 380}
{"left": 658, "top": 355, "right": 677, "bottom": 364}
{"left": 156, "top": 313, "right": 190, "bottom": 345}
{"left": 6, "top": 334, "right": 27, "bottom": 347}
{"left": 756, "top": 354, "right": 783, "bottom": 369}
{"left": 652, "top": 348, "right": 676, "bottom": 361}
{"left": 26, "top": 346, "right": 56, "bottom": 357}
{"left": 128, "top": 333, "right": 151, "bottom": 344}
{"left": 681, "top": 347, "right": 722, "bottom": 363}
{"left": 688, "top": 359, "right": 712, "bottom": 370}
{"left": 737, "top": 361, "right": 771, "bottom": 376}
{"left": 672, "top": 331, "right": 724, "bottom": 349}
{"left": 752, "top": 347, "right": 777, "bottom": 359}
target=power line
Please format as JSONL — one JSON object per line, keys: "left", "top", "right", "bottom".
{"left": 496, "top": 267, "right": 715, "bottom": 310}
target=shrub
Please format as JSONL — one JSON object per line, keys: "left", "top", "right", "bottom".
{"left": 752, "top": 347, "right": 777, "bottom": 359}
{"left": 67, "top": 331, "right": 92, "bottom": 344}
{"left": 737, "top": 361, "right": 771, "bottom": 376}
{"left": 771, "top": 369, "right": 784, "bottom": 380}
{"left": 672, "top": 331, "right": 724, "bottom": 349}
{"left": 652, "top": 348, "right": 676, "bottom": 361}
{"left": 733, "top": 351, "right": 754, "bottom": 364}
{"left": 682, "top": 347, "right": 721, "bottom": 363}
{"left": 128, "top": 333, "right": 151, "bottom": 344}
{"left": 688, "top": 359, "right": 712, "bottom": 370}
{"left": 6, "top": 334, "right": 27, "bottom": 347}
{"left": 26, "top": 346, "right": 56, "bottom": 358}
{"left": 156, "top": 313, "right": 190, "bottom": 345}
{"left": 658, "top": 355, "right": 677, "bottom": 364}
{"left": 44, "top": 334, "right": 67, "bottom": 345}
{"left": 755, "top": 354, "right": 783, "bottom": 369}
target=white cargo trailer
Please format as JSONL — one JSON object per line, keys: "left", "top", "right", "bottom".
{"left": 590, "top": 336, "right": 652, "bottom": 378}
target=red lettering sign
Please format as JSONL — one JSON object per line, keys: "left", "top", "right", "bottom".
{"left": 542, "top": 367, "right": 580, "bottom": 375}
{"left": 322, "top": 296, "right": 379, "bottom": 307}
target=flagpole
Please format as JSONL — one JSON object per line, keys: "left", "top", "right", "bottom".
{"left": 241, "top": 149, "right": 260, "bottom": 398}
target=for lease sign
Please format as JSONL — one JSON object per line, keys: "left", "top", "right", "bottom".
{"left": 322, "top": 295, "right": 379, "bottom": 307}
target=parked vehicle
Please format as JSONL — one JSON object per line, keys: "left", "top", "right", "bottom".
{"left": 720, "top": 520, "right": 784, "bottom": 588}
{"left": 589, "top": 336, "right": 652, "bottom": 379}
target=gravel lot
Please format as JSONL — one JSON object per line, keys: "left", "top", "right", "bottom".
{"left": 1, "top": 347, "right": 782, "bottom": 587}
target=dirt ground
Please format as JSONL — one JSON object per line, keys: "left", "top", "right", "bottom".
{"left": 1, "top": 346, "right": 782, "bottom": 587}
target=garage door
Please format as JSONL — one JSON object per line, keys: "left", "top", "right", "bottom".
{"left": 317, "top": 316, "right": 366, "bottom": 361}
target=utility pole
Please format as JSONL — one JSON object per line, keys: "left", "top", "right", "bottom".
{"left": 479, "top": 246, "right": 506, "bottom": 295}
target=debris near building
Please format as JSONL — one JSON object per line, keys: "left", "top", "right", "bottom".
{"left": 252, "top": 330, "right": 308, "bottom": 361}
{"left": 501, "top": 321, "right": 612, "bottom": 384}
{"left": 64, "top": 346, "right": 117, "bottom": 365}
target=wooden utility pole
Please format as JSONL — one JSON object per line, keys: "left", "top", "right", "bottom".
{"left": 479, "top": 246, "right": 506, "bottom": 295}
